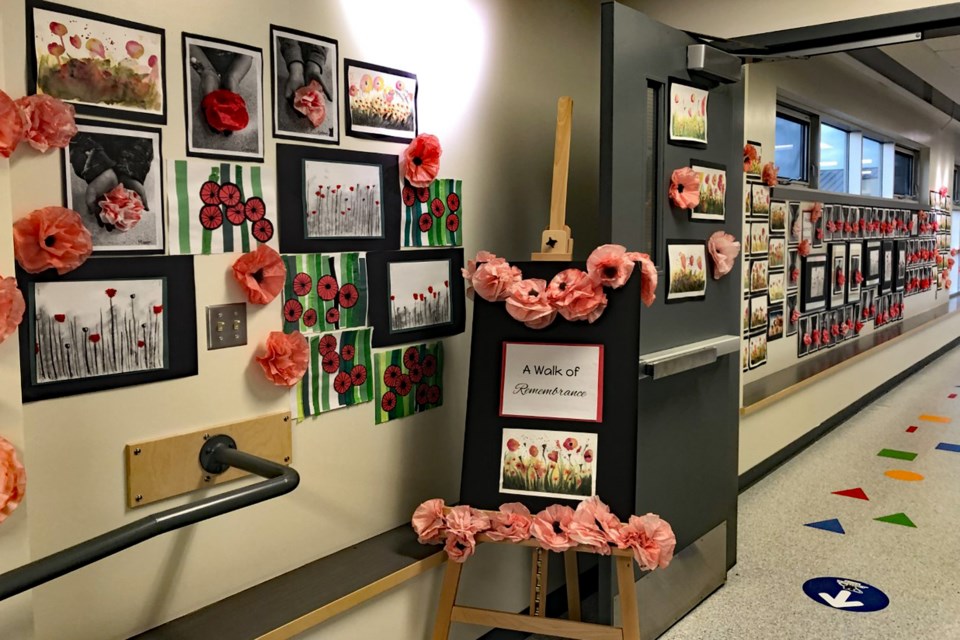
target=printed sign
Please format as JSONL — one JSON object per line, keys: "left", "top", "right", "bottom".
{"left": 802, "top": 577, "right": 890, "bottom": 613}
{"left": 499, "top": 342, "right": 603, "bottom": 422}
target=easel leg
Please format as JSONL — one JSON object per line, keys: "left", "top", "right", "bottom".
{"left": 615, "top": 556, "right": 641, "bottom": 640}
{"left": 564, "top": 550, "right": 581, "bottom": 622}
{"left": 431, "top": 560, "right": 463, "bottom": 640}
{"left": 528, "top": 547, "right": 549, "bottom": 617}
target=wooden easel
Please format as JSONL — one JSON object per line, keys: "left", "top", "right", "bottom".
{"left": 532, "top": 97, "right": 576, "bottom": 262}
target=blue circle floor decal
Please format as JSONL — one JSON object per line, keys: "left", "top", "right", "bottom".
{"left": 802, "top": 577, "right": 890, "bottom": 613}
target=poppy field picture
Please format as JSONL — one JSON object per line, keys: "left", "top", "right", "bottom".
{"left": 690, "top": 164, "right": 725, "bottom": 221}
{"left": 303, "top": 159, "right": 383, "bottom": 239}
{"left": 373, "top": 342, "right": 443, "bottom": 424}
{"left": 498, "top": 428, "right": 597, "bottom": 500}
{"left": 666, "top": 242, "right": 707, "bottom": 302}
{"left": 402, "top": 179, "right": 463, "bottom": 247}
{"left": 344, "top": 60, "right": 417, "bottom": 142}
{"left": 293, "top": 328, "right": 373, "bottom": 420}
{"left": 669, "top": 82, "right": 708, "bottom": 144}
{"left": 282, "top": 252, "right": 367, "bottom": 334}
{"left": 388, "top": 260, "right": 453, "bottom": 331}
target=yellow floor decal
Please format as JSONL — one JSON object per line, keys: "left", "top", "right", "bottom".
{"left": 884, "top": 469, "right": 924, "bottom": 481}
{"left": 919, "top": 414, "right": 951, "bottom": 423}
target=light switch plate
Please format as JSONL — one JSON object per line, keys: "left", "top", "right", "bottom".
{"left": 206, "top": 303, "right": 247, "bottom": 349}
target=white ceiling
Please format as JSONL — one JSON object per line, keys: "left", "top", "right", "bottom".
{"left": 881, "top": 37, "right": 960, "bottom": 105}
{"left": 924, "top": 34, "right": 960, "bottom": 68}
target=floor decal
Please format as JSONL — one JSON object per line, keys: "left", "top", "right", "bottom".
{"left": 884, "top": 469, "right": 924, "bottom": 481}
{"left": 832, "top": 487, "right": 869, "bottom": 500}
{"left": 802, "top": 577, "right": 889, "bottom": 613}
{"left": 905, "top": 425, "right": 918, "bottom": 433}
{"left": 804, "top": 519, "right": 845, "bottom": 534}
{"left": 877, "top": 448, "right": 917, "bottom": 461}
{"left": 874, "top": 512, "right": 916, "bottom": 528}
{"left": 935, "top": 442, "right": 960, "bottom": 453}
{"left": 919, "top": 414, "right": 951, "bottom": 423}
{"left": 949, "top": 393, "right": 957, "bottom": 399}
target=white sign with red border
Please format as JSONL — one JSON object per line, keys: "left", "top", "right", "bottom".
{"left": 499, "top": 342, "right": 603, "bottom": 422}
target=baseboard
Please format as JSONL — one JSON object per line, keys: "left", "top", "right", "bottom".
{"left": 738, "top": 336, "right": 960, "bottom": 493}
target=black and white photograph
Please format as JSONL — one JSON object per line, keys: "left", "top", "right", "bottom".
{"left": 786, "top": 293, "right": 799, "bottom": 337}
{"left": 797, "top": 314, "right": 816, "bottom": 357}
{"left": 787, "top": 247, "right": 800, "bottom": 290}
{"left": 819, "top": 311, "right": 834, "bottom": 348}
{"left": 847, "top": 242, "right": 863, "bottom": 301}
{"left": 183, "top": 33, "right": 264, "bottom": 161}
{"left": 62, "top": 119, "right": 164, "bottom": 254}
{"left": 271, "top": 25, "right": 338, "bottom": 144}
{"left": 865, "top": 240, "right": 881, "bottom": 286}
{"left": 881, "top": 240, "right": 894, "bottom": 293}
{"left": 801, "top": 254, "right": 827, "bottom": 312}
{"left": 828, "top": 242, "right": 847, "bottom": 308}
{"left": 788, "top": 201, "right": 802, "bottom": 245}
{"left": 861, "top": 287, "right": 876, "bottom": 321}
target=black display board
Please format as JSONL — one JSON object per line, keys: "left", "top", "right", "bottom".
{"left": 459, "top": 262, "right": 641, "bottom": 520}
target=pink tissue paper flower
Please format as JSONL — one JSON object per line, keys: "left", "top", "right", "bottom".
{"left": 761, "top": 162, "right": 778, "bottom": 186}
{"left": 411, "top": 498, "right": 446, "bottom": 544}
{"left": 0, "top": 90, "right": 23, "bottom": 158}
{"left": 400, "top": 133, "right": 442, "bottom": 188}
{"left": 630, "top": 252, "right": 658, "bottom": 308}
{"left": 471, "top": 256, "right": 522, "bottom": 302}
{"left": 293, "top": 80, "right": 327, "bottom": 127}
{"left": 98, "top": 184, "right": 144, "bottom": 231}
{"left": 505, "top": 278, "right": 556, "bottom": 329}
{"left": 531, "top": 504, "right": 577, "bottom": 553}
{"left": 443, "top": 505, "right": 491, "bottom": 563}
{"left": 668, "top": 167, "right": 700, "bottom": 210}
{"left": 15, "top": 94, "right": 76, "bottom": 153}
{"left": 616, "top": 513, "right": 676, "bottom": 571}
{"left": 586, "top": 244, "right": 639, "bottom": 289}
{"left": 547, "top": 268, "right": 607, "bottom": 323}
{"left": 706, "top": 231, "right": 740, "bottom": 280}
{"left": 486, "top": 502, "right": 533, "bottom": 543}
{"left": 0, "top": 436, "right": 26, "bottom": 524}
{"left": 0, "top": 277, "right": 25, "bottom": 346}
{"left": 798, "top": 239, "right": 811, "bottom": 257}
{"left": 256, "top": 331, "right": 309, "bottom": 387}
{"left": 13, "top": 206, "right": 92, "bottom": 275}
{"left": 567, "top": 496, "right": 623, "bottom": 554}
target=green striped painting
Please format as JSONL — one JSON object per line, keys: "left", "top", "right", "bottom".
{"left": 402, "top": 179, "right": 462, "bottom": 247}
{"left": 167, "top": 159, "right": 277, "bottom": 255}
{"left": 281, "top": 253, "right": 368, "bottom": 333}
{"left": 292, "top": 328, "right": 373, "bottom": 421}
{"left": 373, "top": 342, "right": 444, "bottom": 424}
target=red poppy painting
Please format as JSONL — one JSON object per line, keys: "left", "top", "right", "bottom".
{"left": 318, "top": 333, "right": 338, "bottom": 356}
{"left": 498, "top": 428, "right": 597, "bottom": 500}
{"left": 333, "top": 372, "right": 352, "bottom": 394}
{"left": 350, "top": 364, "right": 367, "bottom": 386}
{"left": 292, "top": 272, "right": 313, "bottom": 296}
{"left": 280, "top": 253, "right": 368, "bottom": 333}
{"left": 283, "top": 299, "right": 303, "bottom": 323}
{"left": 321, "top": 351, "right": 340, "bottom": 374}
{"left": 317, "top": 275, "right": 339, "bottom": 301}
{"left": 303, "top": 159, "right": 384, "bottom": 239}
{"left": 302, "top": 309, "right": 317, "bottom": 327}
{"left": 373, "top": 341, "right": 443, "bottom": 424}
{"left": 244, "top": 197, "right": 266, "bottom": 222}
{"left": 292, "top": 328, "right": 374, "bottom": 420}
{"left": 403, "top": 179, "right": 463, "bottom": 248}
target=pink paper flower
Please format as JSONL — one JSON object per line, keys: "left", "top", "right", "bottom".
{"left": 0, "top": 277, "right": 25, "bottom": 346}
{"left": 743, "top": 143, "right": 758, "bottom": 173}
{"left": 256, "top": 331, "right": 309, "bottom": 387}
{"left": 668, "top": 167, "right": 700, "bottom": 210}
{"left": 0, "top": 90, "right": 23, "bottom": 158}
{"left": 761, "top": 162, "right": 778, "bottom": 186}
{"left": 854, "top": 270, "right": 863, "bottom": 285}
{"left": 586, "top": 244, "right": 639, "bottom": 289}
{"left": 790, "top": 307, "right": 800, "bottom": 324}
{"left": 547, "top": 268, "right": 607, "bottom": 323}
{"left": 505, "top": 278, "right": 556, "bottom": 329}
{"left": 443, "top": 505, "right": 491, "bottom": 563}
{"left": 15, "top": 94, "right": 76, "bottom": 152}
{"left": 98, "top": 184, "right": 144, "bottom": 231}
{"left": 810, "top": 203, "right": 823, "bottom": 223}
{"left": 0, "top": 437, "right": 26, "bottom": 524}
{"left": 471, "top": 257, "right": 522, "bottom": 302}
{"left": 798, "top": 239, "right": 811, "bottom": 257}
{"left": 531, "top": 504, "right": 576, "bottom": 553}
{"left": 855, "top": 320, "right": 864, "bottom": 333}
{"left": 462, "top": 250, "right": 499, "bottom": 285}
{"left": 401, "top": 134, "right": 442, "bottom": 188}
{"left": 629, "top": 252, "right": 658, "bottom": 308}
{"left": 293, "top": 80, "right": 327, "bottom": 127}
{"left": 568, "top": 497, "right": 622, "bottom": 554}
{"left": 706, "top": 231, "right": 741, "bottom": 280}
{"left": 803, "top": 333, "right": 812, "bottom": 346}
{"left": 486, "top": 502, "right": 533, "bottom": 543}
{"left": 790, "top": 267, "right": 799, "bottom": 283}
{"left": 232, "top": 244, "right": 287, "bottom": 305}
{"left": 411, "top": 498, "right": 446, "bottom": 544}
{"left": 616, "top": 513, "right": 676, "bottom": 571}
{"left": 13, "top": 206, "right": 92, "bottom": 274}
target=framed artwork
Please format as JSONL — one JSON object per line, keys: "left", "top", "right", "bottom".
{"left": 801, "top": 254, "right": 827, "bottom": 312}
{"left": 797, "top": 314, "right": 816, "bottom": 357}
{"left": 768, "top": 271, "right": 785, "bottom": 303}
{"left": 874, "top": 294, "right": 888, "bottom": 328}
{"left": 742, "top": 297, "right": 750, "bottom": 336}
{"left": 62, "top": 119, "right": 164, "bottom": 254}
{"left": 767, "top": 304, "right": 784, "bottom": 342}
{"left": 27, "top": 0, "right": 166, "bottom": 123}
{"left": 860, "top": 287, "right": 876, "bottom": 321}
{"left": 281, "top": 253, "right": 367, "bottom": 334}
{"left": 786, "top": 293, "right": 799, "bottom": 337}
{"left": 800, "top": 202, "right": 823, "bottom": 247}
{"left": 499, "top": 428, "right": 597, "bottom": 500}
{"left": 270, "top": 25, "right": 339, "bottom": 144}
{"left": 749, "top": 222, "right": 769, "bottom": 257}
{"left": 402, "top": 179, "right": 463, "bottom": 247}
{"left": 852, "top": 303, "right": 863, "bottom": 334}
{"left": 665, "top": 241, "right": 707, "bottom": 302}
{"left": 848, "top": 207, "right": 862, "bottom": 239}
{"left": 690, "top": 162, "right": 725, "bottom": 221}
{"left": 166, "top": 160, "right": 275, "bottom": 255}
{"left": 182, "top": 33, "right": 264, "bottom": 161}
{"left": 749, "top": 259, "right": 768, "bottom": 295}
{"left": 344, "top": 59, "right": 418, "bottom": 143}
{"left": 770, "top": 200, "right": 787, "bottom": 235}
{"left": 750, "top": 184, "right": 770, "bottom": 217}
{"left": 367, "top": 248, "right": 465, "bottom": 347}
{"left": 787, "top": 201, "right": 802, "bottom": 245}
{"left": 895, "top": 239, "right": 907, "bottom": 291}
{"left": 292, "top": 328, "right": 373, "bottom": 421}
{"left": 768, "top": 237, "right": 785, "bottom": 270}
{"left": 787, "top": 247, "right": 800, "bottom": 290}
{"left": 499, "top": 343, "right": 603, "bottom": 423}
{"left": 748, "top": 333, "right": 767, "bottom": 369}
{"left": 864, "top": 240, "right": 881, "bottom": 287}
{"left": 743, "top": 254, "right": 751, "bottom": 298}
{"left": 819, "top": 311, "right": 833, "bottom": 348}
{"left": 847, "top": 242, "right": 863, "bottom": 301}
{"left": 843, "top": 305, "right": 856, "bottom": 339}
{"left": 742, "top": 340, "right": 750, "bottom": 373}
{"left": 745, "top": 140, "right": 762, "bottom": 177}
{"left": 668, "top": 79, "right": 707, "bottom": 146}
{"left": 373, "top": 342, "right": 444, "bottom": 424}
{"left": 823, "top": 205, "right": 838, "bottom": 242}
{"left": 277, "top": 144, "right": 400, "bottom": 253}
{"left": 749, "top": 295, "right": 767, "bottom": 333}
{"left": 881, "top": 240, "right": 895, "bottom": 293}
{"left": 827, "top": 243, "right": 847, "bottom": 308}
{"left": 16, "top": 256, "right": 196, "bottom": 402}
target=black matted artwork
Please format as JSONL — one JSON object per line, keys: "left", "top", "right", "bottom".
{"left": 667, "top": 77, "right": 708, "bottom": 148}
{"left": 688, "top": 159, "right": 725, "bottom": 222}
{"left": 343, "top": 59, "right": 418, "bottom": 143}
{"left": 16, "top": 256, "right": 196, "bottom": 402}
{"left": 665, "top": 239, "right": 707, "bottom": 303}
{"left": 366, "top": 248, "right": 465, "bottom": 347}
{"left": 277, "top": 144, "right": 400, "bottom": 253}
{"left": 801, "top": 253, "right": 827, "bottom": 312}
{"left": 270, "top": 25, "right": 339, "bottom": 145}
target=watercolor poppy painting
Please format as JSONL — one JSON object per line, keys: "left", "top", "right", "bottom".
{"left": 498, "top": 428, "right": 597, "bottom": 500}
{"left": 402, "top": 179, "right": 463, "bottom": 247}
{"left": 29, "top": 3, "right": 166, "bottom": 123}
{"left": 669, "top": 82, "right": 708, "bottom": 145}
{"left": 344, "top": 59, "right": 417, "bottom": 143}
{"left": 281, "top": 252, "right": 368, "bottom": 334}
{"left": 666, "top": 241, "right": 707, "bottom": 302}
{"left": 373, "top": 342, "right": 443, "bottom": 424}
{"left": 293, "top": 328, "right": 373, "bottom": 420}
{"left": 690, "top": 164, "right": 725, "bottom": 221}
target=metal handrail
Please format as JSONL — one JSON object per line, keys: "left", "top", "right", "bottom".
{"left": 0, "top": 438, "right": 299, "bottom": 601}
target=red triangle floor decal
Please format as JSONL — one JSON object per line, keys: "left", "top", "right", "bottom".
{"left": 832, "top": 487, "right": 869, "bottom": 500}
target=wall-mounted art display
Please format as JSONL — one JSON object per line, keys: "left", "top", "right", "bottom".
{"left": 801, "top": 253, "right": 827, "bottom": 312}
{"left": 787, "top": 201, "right": 801, "bottom": 245}
{"left": 167, "top": 160, "right": 275, "bottom": 254}
{"left": 767, "top": 304, "right": 783, "bottom": 342}
{"left": 749, "top": 222, "right": 768, "bottom": 257}
{"left": 770, "top": 200, "right": 787, "bottom": 235}
{"left": 668, "top": 80, "right": 707, "bottom": 145}
{"left": 343, "top": 59, "right": 417, "bottom": 143}
{"left": 62, "top": 119, "right": 164, "bottom": 254}
{"left": 864, "top": 240, "right": 881, "bottom": 287}
{"left": 748, "top": 332, "right": 767, "bottom": 369}
{"left": 17, "top": 256, "right": 196, "bottom": 401}
{"left": 786, "top": 293, "right": 799, "bottom": 337}
{"left": 768, "top": 237, "right": 785, "bottom": 270}
{"left": 750, "top": 184, "right": 770, "bottom": 217}
{"left": 797, "top": 313, "right": 818, "bottom": 358}
{"left": 689, "top": 162, "right": 725, "bottom": 221}
{"left": 27, "top": 0, "right": 166, "bottom": 123}
{"left": 881, "top": 240, "right": 894, "bottom": 293}
{"left": 827, "top": 242, "right": 847, "bottom": 308}
{"left": 182, "top": 33, "right": 263, "bottom": 161}
{"left": 787, "top": 247, "right": 800, "bottom": 290}
{"left": 860, "top": 287, "right": 876, "bottom": 321}
{"left": 499, "top": 342, "right": 603, "bottom": 423}
{"left": 270, "top": 26, "right": 338, "bottom": 144}
{"left": 768, "top": 271, "right": 785, "bottom": 303}
{"left": 749, "top": 295, "right": 767, "bottom": 333}
{"left": 749, "top": 259, "right": 768, "bottom": 295}
{"left": 847, "top": 242, "right": 863, "bottom": 301}
{"left": 895, "top": 239, "right": 907, "bottom": 291}
{"left": 277, "top": 144, "right": 400, "bottom": 253}
{"left": 292, "top": 328, "right": 373, "bottom": 420}
{"left": 742, "top": 297, "right": 750, "bottom": 336}
{"left": 498, "top": 428, "right": 596, "bottom": 500}
{"left": 665, "top": 241, "right": 707, "bottom": 302}
{"left": 366, "top": 248, "right": 465, "bottom": 347}
{"left": 402, "top": 179, "right": 463, "bottom": 247}
{"left": 373, "top": 341, "right": 443, "bottom": 424}
{"left": 819, "top": 310, "right": 835, "bottom": 348}
{"left": 281, "top": 252, "right": 367, "bottom": 334}
{"left": 744, "top": 140, "right": 762, "bottom": 178}
{"left": 742, "top": 340, "right": 750, "bottom": 372}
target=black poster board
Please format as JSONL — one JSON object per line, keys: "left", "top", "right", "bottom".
{"left": 459, "top": 262, "right": 641, "bottom": 520}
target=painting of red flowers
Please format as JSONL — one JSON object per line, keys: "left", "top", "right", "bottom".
{"left": 344, "top": 60, "right": 417, "bottom": 143}
{"left": 388, "top": 260, "right": 453, "bottom": 332}
{"left": 498, "top": 428, "right": 597, "bottom": 500}
{"left": 373, "top": 341, "right": 443, "bottom": 424}
{"left": 403, "top": 178, "right": 463, "bottom": 248}
{"left": 292, "top": 328, "right": 373, "bottom": 420}
{"left": 281, "top": 252, "right": 368, "bottom": 334}
{"left": 303, "top": 159, "right": 383, "bottom": 239}
{"left": 669, "top": 82, "right": 707, "bottom": 145}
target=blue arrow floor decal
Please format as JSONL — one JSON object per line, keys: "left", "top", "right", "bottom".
{"left": 804, "top": 518, "right": 845, "bottom": 534}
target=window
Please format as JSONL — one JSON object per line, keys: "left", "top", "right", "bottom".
{"left": 775, "top": 112, "right": 808, "bottom": 181}
{"left": 860, "top": 137, "right": 883, "bottom": 197}
{"left": 893, "top": 149, "right": 915, "bottom": 198}
{"left": 953, "top": 165, "right": 960, "bottom": 204}
{"left": 819, "top": 123, "right": 848, "bottom": 193}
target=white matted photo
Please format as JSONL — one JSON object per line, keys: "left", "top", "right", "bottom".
{"left": 690, "top": 164, "right": 725, "bottom": 221}
{"left": 271, "top": 26, "right": 338, "bottom": 143}
{"left": 499, "top": 427, "right": 597, "bottom": 500}
{"left": 499, "top": 342, "right": 603, "bottom": 422}
{"left": 666, "top": 241, "right": 707, "bottom": 302}
{"left": 345, "top": 59, "right": 418, "bottom": 142}
{"left": 669, "top": 82, "right": 708, "bottom": 144}
{"left": 302, "top": 159, "right": 383, "bottom": 239}
{"left": 387, "top": 260, "right": 452, "bottom": 332}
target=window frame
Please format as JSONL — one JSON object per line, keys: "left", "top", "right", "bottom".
{"left": 774, "top": 104, "right": 811, "bottom": 184}
{"left": 817, "top": 119, "right": 851, "bottom": 195}
{"left": 860, "top": 135, "right": 884, "bottom": 198}
{"left": 893, "top": 146, "right": 918, "bottom": 199}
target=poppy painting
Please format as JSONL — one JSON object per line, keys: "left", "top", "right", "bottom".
{"left": 388, "top": 260, "right": 453, "bottom": 332}
{"left": 770, "top": 201, "right": 787, "bottom": 235}
{"left": 302, "top": 159, "right": 383, "bottom": 239}
{"left": 744, "top": 141, "right": 762, "bottom": 177}
{"left": 690, "top": 163, "right": 725, "bottom": 221}
{"left": 372, "top": 341, "right": 443, "bottom": 424}
{"left": 666, "top": 241, "right": 707, "bottom": 302}
{"left": 402, "top": 179, "right": 463, "bottom": 247}
{"left": 293, "top": 328, "right": 373, "bottom": 420}
{"left": 344, "top": 59, "right": 417, "bottom": 143}
{"left": 668, "top": 81, "right": 708, "bottom": 145}
{"left": 748, "top": 333, "right": 767, "bottom": 369}
{"left": 281, "top": 252, "right": 368, "bottom": 334}
{"left": 498, "top": 428, "right": 597, "bottom": 500}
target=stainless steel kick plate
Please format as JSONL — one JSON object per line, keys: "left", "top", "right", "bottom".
{"left": 206, "top": 303, "right": 247, "bottom": 349}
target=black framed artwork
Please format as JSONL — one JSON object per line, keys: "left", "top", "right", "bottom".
{"left": 667, "top": 78, "right": 708, "bottom": 147}
{"left": 270, "top": 25, "right": 339, "bottom": 145}
{"left": 277, "top": 144, "right": 401, "bottom": 253}
{"left": 880, "top": 240, "right": 895, "bottom": 294}
{"left": 864, "top": 240, "right": 881, "bottom": 287}
{"left": 827, "top": 242, "right": 847, "bottom": 309}
{"left": 665, "top": 240, "right": 707, "bottom": 303}
{"left": 688, "top": 159, "right": 725, "bottom": 222}
{"left": 366, "top": 248, "right": 465, "bottom": 347}
{"left": 846, "top": 241, "right": 863, "bottom": 302}
{"left": 895, "top": 239, "right": 907, "bottom": 291}
{"left": 16, "top": 256, "right": 197, "bottom": 402}
{"left": 343, "top": 59, "right": 418, "bottom": 143}
{"left": 797, "top": 313, "right": 819, "bottom": 358}
{"left": 800, "top": 253, "right": 827, "bottom": 313}
{"left": 26, "top": 0, "right": 167, "bottom": 124}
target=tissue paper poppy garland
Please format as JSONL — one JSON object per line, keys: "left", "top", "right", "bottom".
{"left": 293, "top": 328, "right": 374, "bottom": 420}
{"left": 281, "top": 252, "right": 368, "bottom": 333}
{"left": 373, "top": 342, "right": 444, "bottom": 424}
{"left": 0, "top": 436, "right": 27, "bottom": 525}
{"left": 411, "top": 497, "right": 676, "bottom": 570}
